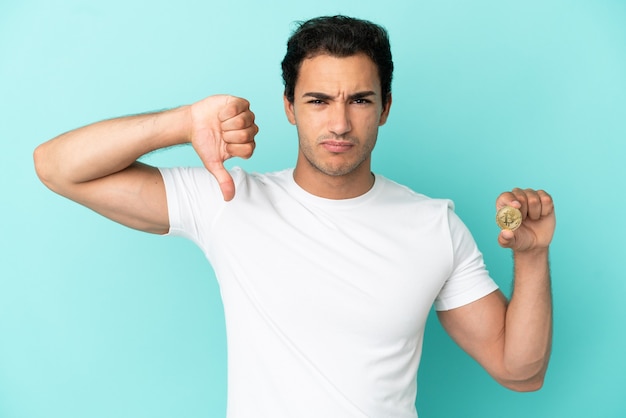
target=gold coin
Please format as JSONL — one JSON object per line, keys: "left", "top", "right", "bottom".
{"left": 496, "top": 206, "right": 522, "bottom": 231}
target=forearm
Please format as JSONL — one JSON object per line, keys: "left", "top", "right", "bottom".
{"left": 503, "top": 248, "right": 552, "bottom": 387}
{"left": 440, "top": 190, "right": 555, "bottom": 391}
{"left": 34, "top": 106, "right": 191, "bottom": 189}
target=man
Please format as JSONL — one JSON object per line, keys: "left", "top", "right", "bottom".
{"left": 34, "top": 15, "right": 554, "bottom": 418}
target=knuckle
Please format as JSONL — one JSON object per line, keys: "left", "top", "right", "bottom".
{"left": 237, "top": 97, "right": 250, "bottom": 108}
{"left": 223, "top": 130, "right": 247, "bottom": 143}
{"left": 242, "top": 143, "right": 256, "bottom": 159}
{"left": 539, "top": 190, "right": 553, "bottom": 202}
{"left": 234, "top": 116, "right": 248, "bottom": 130}
{"left": 527, "top": 194, "right": 540, "bottom": 206}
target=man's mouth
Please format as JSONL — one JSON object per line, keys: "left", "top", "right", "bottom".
{"left": 320, "top": 140, "right": 354, "bottom": 153}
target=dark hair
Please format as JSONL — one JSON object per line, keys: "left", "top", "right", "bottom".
{"left": 281, "top": 15, "right": 393, "bottom": 106}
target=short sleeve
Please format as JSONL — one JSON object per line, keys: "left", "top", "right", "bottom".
{"left": 159, "top": 166, "right": 240, "bottom": 249}
{"left": 434, "top": 208, "right": 499, "bottom": 311}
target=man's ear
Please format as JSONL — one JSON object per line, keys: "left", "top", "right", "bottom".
{"left": 378, "top": 93, "right": 392, "bottom": 126}
{"left": 283, "top": 95, "right": 296, "bottom": 125}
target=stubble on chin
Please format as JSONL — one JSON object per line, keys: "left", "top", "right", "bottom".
{"left": 299, "top": 135, "right": 374, "bottom": 178}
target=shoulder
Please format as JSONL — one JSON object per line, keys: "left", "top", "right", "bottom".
{"left": 374, "top": 174, "right": 455, "bottom": 214}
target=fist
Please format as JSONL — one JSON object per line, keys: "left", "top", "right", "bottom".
{"left": 496, "top": 188, "right": 556, "bottom": 252}
{"left": 190, "top": 95, "right": 258, "bottom": 201}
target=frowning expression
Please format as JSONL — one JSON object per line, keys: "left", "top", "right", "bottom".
{"left": 284, "top": 53, "right": 391, "bottom": 182}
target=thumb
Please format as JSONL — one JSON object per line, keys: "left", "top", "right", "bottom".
{"left": 498, "top": 228, "right": 516, "bottom": 249}
{"left": 205, "top": 161, "right": 235, "bottom": 201}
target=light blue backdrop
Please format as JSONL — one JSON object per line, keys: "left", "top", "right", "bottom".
{"left": 1, "top": 0, "right": 625, "bottom": 417}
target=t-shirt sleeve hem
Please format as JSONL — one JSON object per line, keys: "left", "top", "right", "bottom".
{"left": 434, "top": 280, "right": 500, "bottom": 311}
{"left": 158, "top": 167, "right": 186, "bottom": 238}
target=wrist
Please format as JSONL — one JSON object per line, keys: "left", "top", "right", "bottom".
{"left": 514, "top": 247, "right": 549, "bottom": 262}
{"left": 152, "top": 105, "right": 193, "bottom": 147}
{"left": 513, "top": 247, "right": 550, "bottom": 282}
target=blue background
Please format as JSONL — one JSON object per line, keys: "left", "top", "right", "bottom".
{"left": 1, "top": 0, "right": 625, "bottom": 417}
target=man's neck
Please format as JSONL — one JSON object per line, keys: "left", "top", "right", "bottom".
{"left": 293, "top": 163, "right": 375, "bottom": 200}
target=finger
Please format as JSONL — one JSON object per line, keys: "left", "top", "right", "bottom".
{"left": 218, "top": 96, "right": 251, "bottom": 123}
{"left": 495, "top": 191, "right": 520, "bottom": 210}
{"left": 222, "top": 125, "right": 259, "bottom": 145}
{"left": 226, "top": 142, "right": 256, "bottom": 160}
{"left": 537, "top": 190, "right": 555, "bottom": 217}
{"left": 497, "top": 228, "right": 516, "bottom": 248}
{"left": 523, "top": 188, "right": 542, "bottom": 221}
{"left": 205, "top": 161, "right": 236, "bottom": 201}
{"left": 511, "top": 188, "right": 529, "bottom": 219}
{"left": 221, "top": 109, "right": 256, "bottom": 132}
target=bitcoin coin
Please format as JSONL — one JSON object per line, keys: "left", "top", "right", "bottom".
{"left": 496, "top": 206, "right": 522, "bottom": 231}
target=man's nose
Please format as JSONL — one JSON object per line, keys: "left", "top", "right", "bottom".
{"left": 328, "top": 104, "right": 351, "bottom": 136}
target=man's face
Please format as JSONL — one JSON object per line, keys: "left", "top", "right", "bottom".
{"left": 284, "top": 53, "right": 391, "bottom": 181}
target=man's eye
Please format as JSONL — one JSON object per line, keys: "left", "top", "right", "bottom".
{"left": 353, "top": 98, "right": 371, "bottom": 104}
{"left": 308, "top": 99, "right": 325, "bottom": 105}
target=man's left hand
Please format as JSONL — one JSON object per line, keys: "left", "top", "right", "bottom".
{"left": 496, "top": 188, "right": 556, "bottom": 252}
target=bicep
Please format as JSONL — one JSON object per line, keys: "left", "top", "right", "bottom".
{"left": 437, "top": 289, "right": 508, "bottom": 377}
{"left": 63, "top": 162, "right": 170, "bottom": 234}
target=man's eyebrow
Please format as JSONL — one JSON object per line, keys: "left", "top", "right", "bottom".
{"left": 301, "top": 91, "right": 377, "bottom": 100}
{"left": 348, "top": 91, "right": 376, "bottom": 100}
{"left": 302, "top": 92, "right": 332, "bottom": 100}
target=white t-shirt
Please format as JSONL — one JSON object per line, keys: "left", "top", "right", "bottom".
{"left": 160, "top": 167, "right": 498, "bottom": 418}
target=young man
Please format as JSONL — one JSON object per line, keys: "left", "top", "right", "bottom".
{"left": 34, "top": 15, "right": 554, "bottom": 418}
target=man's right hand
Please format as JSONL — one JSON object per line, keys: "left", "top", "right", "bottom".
{"left": 34, "top": 94, "right": 259, "bottom": 234}
{"left": 190, "top": 95, "right": 258, "bottom": 201}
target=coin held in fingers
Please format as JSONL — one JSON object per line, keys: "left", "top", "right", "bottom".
{"left": 496, "top": 206, "right": 522, "bottom": 231}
